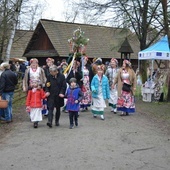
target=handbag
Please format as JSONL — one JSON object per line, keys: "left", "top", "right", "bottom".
{"left": 122, "top": 83, "right": 131, "bottom": 92}
{"left": 117, "top": 97, "right": 124, "bottom": 106}
{"left": 0, "top": 99, "right": 8, "bottom": 109}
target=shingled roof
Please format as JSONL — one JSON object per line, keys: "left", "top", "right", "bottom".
{"left": 10, "top": 30, "right": 33, "bottom": 59}
{"left": 24, "top": 19, "right": 140, "bottom": 59}
{"left": 118, "top": 37, "right": 134, "bottom": 53}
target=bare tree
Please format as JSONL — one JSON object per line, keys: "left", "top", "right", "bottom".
{"left": 70, "top": 0, "right": 169, "bottom": 49}
{"left": 0, "top": 0, "right": 46, "bottom": 62}
{"left": 0, "top": 0, "right": 9, "bottom": 61}
{"left": 18, "top": 0, "right": 46, "bottom": 30}
{"left": 67, "top": 0, "right": 170, "bottom": 82}
{"left": 65, "top": 0, "right": 170, "bottom": 101}
{"left": 161, "top": 0, "right": 170, "bottom": 101}
{"left": 5, "top": 0, "right": 23, "bottom": 62}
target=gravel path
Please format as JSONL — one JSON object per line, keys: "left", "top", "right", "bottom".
{"left": 0, "top": 106, "right": 170, "bottom": 170}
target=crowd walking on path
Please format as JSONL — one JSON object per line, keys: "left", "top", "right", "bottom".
{"left": 0, "top": 56, "right": 137, "bottom": 129}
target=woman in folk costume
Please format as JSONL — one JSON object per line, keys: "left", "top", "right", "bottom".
{"left": 105, "top": 58, "right": 119, "bottom": 113}
{"left": 113, "top": 60, "right": 136, "bottom": 116}
{"left": 91, "top": 58, "right": 103, "bottom": 76}
{"left": 91, "top": 64, "right": 110, "bottom": 120}
{"left": 26, "top": 80, "right": 47, "bottom": 128}
{"left": 79, "top": 56, "right": 92, "bottom": 111}
{"left": 23, "top": 58, "right": 46, "bottom": 92}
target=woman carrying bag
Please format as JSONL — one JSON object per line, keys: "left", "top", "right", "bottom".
{"left": 112, "top": 60, "right": 136, "bottom": 116}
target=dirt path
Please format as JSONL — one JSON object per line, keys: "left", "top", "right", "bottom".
{"left": 0, "top": 106, "right": 170, "bottom": 170}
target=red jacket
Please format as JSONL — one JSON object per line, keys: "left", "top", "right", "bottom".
{"left": 26, "top": 89, "right": 46, "bottom": 108}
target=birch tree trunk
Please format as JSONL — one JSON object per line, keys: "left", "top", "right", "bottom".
{"left": 5, "top": 0, "right": 23, "bottom": 63}
{"left": 161, "top": 0, "right": 170, "bottom": 101}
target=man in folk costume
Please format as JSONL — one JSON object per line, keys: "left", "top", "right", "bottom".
{"left": 91, "top": 64, "right": 110, "bottom": 120}
{"left": 105, "top": 58, "right": 119, "bottom": 113}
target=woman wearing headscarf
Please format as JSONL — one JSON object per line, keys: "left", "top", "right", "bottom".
{"left": 105, "top": 58, "right": 119, "bottom": 113}
{"left": 113, "top": 60, "right": 136, "bottom": 116}
{"left": 91, "top": 64, "right": 110, "bottom": 120}
{"left": 79, "top": 56, "right": 92, "bottom": 111}
{"left": 23, "top": 58, "right": 46, "bottom": 92}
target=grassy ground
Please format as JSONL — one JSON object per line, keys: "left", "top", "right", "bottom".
{"left": 135, "top": 85, "right": 170, "bottom": 124}
{"left": 136, "top": 98, "right": 170, "bottom": 123}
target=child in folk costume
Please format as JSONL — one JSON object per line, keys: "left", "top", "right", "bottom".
{"left": 26, "top": 80, "right": 47, "bottom": 128}
{"left": 91, "top": 65, "right": 110, "bottom": 120}
{"left": 65, "top": 78, "right": 83, "bottom": 129}
{"left": 105, "top": 58, "right": 119, "bottom": 113}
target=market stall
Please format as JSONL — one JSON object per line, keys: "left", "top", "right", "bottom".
{"left": 138, "top": 35, "right": 170, "bottom": 102}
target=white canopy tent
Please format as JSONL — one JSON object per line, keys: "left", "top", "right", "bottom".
{"left": 138, "top": 35, "right": 170, "bottom": 80}
{"left": 138, "top": 35, "right": 170, "bottom": 60}
{"left": 138, "top": 35, "right": 170, "bottom": 102}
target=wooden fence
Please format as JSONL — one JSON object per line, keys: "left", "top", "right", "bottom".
{"left": 13, "top": 79, "right": 26, "bottom": 103}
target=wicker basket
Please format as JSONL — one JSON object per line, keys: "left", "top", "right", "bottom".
{"left": 0, "top": 100, "right": 8, "bottom": 108}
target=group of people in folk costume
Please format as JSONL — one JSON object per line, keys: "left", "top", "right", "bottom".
{"left": 23, "top": 56, "right": 136, "bottom": 129}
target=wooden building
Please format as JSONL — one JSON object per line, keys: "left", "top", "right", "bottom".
{"left": 2, "top": 30, "right": 33, "bottom": 63}
{"left": 23, "top": 19, "right": 140, "bottom": 69}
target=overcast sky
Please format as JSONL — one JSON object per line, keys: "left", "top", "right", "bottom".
{"left": 41, "top": 0, "right": 68, "bottom": 21}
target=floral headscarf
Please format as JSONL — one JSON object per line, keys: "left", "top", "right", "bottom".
{"left": 97, "top": 64, "right": 105, "bottom": 71}
{"left": 30, "top": 58, "right": 38, "bottom": 64}
{"left": 110, "top": 58, "right": 118, "bottom": 65}
{"left": 46, "top": 58, "right": 54, "bottom": 63}
{"left": 123, "top": 59, "right": 131, "bottom": 67}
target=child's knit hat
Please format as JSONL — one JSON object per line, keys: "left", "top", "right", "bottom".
{"left": 69, "top": 78, "right": 77, "bottom": 84}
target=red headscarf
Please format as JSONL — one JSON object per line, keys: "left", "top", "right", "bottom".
{"left": 30, "top": 58, "right": 38, "bottom": 64}
{"left": 110, "top": 58, "right": 118, "bottom": 65}
{"left": 123, "top": 60, "right": 131, "bottom": 67}
{"left": 46, "top": 58, "right": 54, "bottom": 63}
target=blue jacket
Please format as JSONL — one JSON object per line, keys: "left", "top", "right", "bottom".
{"left": 66, "top": 86, "right": 83, "bottom": 111}
{"left": 91, "top": 75, "right": 110, "bottom": 100}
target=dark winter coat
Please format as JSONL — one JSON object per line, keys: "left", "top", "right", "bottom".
{"left": 66, "top": 69, "right": 83, "bottom": 88}
{"left": 0, "top": 69, "right": 18, "bottom": 95}
{"left": 45, "top": 72, "right": 67, "bottom": 107}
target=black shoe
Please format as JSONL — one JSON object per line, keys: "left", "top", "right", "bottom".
{"left": 55, "top": 122, "right": 60, "bottom": 126}
{"left": 47, "top": 122, "right": 52, "bottom": 128}
{"left": 34, "top": 122, "right": 38, "bottom": 128}
{"left": 126, "top": 112, "right": 129, "bottom": 116}
{"left": 69, "top": 125, "right": 74, "bottom": 129}
{"left": 75, "top": 122, "right": 78, "bottom": 127}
